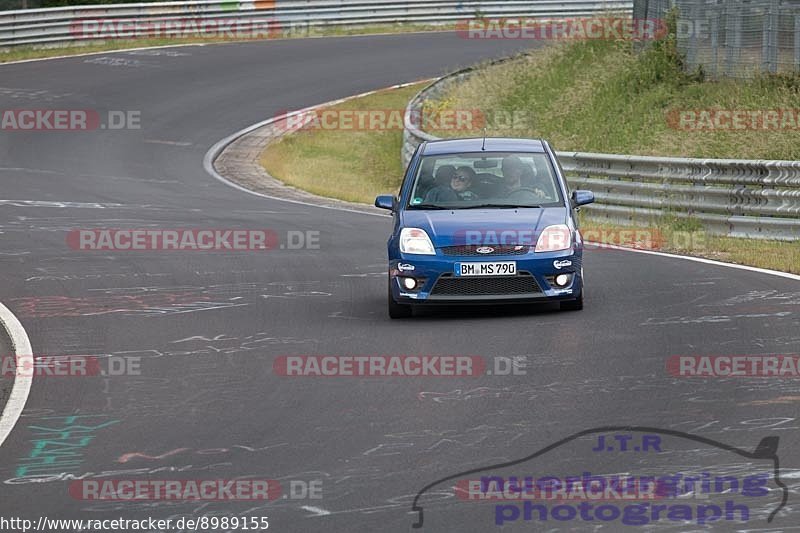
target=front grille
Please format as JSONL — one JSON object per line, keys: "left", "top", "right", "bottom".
{"left": 441, "top": 245, "right": 530, "bottom": 256}
{"left": 430, "top": 272, "right": 542, "bottom": 297}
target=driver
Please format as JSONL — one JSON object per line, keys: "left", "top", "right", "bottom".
{"left": 501, "top": 156, "right": 546, "bottom": 198}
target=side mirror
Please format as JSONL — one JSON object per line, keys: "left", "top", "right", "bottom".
{"left": 572, "top": 190, "right": 595, "bottom": 207}
{"left": 374, "top": 195, "right": 396, "bottom": 210}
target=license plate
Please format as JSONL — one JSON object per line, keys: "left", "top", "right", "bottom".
{"left": 454, "top": 261, "right": 517, "bottom": 277}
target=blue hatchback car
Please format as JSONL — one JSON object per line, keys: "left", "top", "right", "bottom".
{"left": 375, "top": 138, "right": 595, "bottom": 318}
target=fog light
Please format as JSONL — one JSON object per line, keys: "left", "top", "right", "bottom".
{"left": 402, "top": 277, "right": 417, "bottom": 290}
{"left": 555, "top": 274, "right": 570, "bottom": 287}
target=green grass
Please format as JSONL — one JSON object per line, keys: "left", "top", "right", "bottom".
{"left": 260, "top": 83, "right": 426, "bottom": 204}
{"left": 0, "top": 23, "right": 452, "bottom": 64}
{"left": 426, "top": 23, "right": 800, "bottom": 160}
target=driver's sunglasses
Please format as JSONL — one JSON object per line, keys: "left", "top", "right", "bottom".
{"left": 452, "top": 174, "right": 469, "bottom": 182}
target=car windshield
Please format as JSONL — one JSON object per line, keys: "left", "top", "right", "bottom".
{"left": 407, "top": 151, "right": 563, "bottom": 209}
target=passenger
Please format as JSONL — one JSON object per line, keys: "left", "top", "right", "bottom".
{"left": 451, "top": 166, "right": 480, "bottom": 201}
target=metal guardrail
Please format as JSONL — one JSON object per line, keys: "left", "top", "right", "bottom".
{"left": 403, "top": 64, "right": 800, "bottom": 240}
{"left": 0, "top": 0, "right": 631, "bottom": 47}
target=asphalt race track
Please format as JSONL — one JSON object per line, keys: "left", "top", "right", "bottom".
{"left": 1, "top": 32, "right": 799, "bottom": 532}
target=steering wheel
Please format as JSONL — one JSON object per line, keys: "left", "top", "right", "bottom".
{"left": 505, "top": 187, "right": 547, "bottom": 202}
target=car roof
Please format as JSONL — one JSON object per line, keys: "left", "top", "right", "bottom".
{"left": 421, "top": 137, "right": 546, "bottom": 155}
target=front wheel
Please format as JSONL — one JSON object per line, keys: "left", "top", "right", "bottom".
{"left": 388, "top": 279, "right": 413, "bottom": 319}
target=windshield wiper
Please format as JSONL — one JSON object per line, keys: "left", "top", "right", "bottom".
{"left": 408, "top": 203, "right": 451, "bottom": 210}
{"left": 460, "top": 203, "right": 542, "bottom": 209}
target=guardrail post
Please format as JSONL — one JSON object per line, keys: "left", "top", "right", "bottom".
{"left": 795, "top": 14, "right": 800, "bottom": 70}
{"left": 724, "top": 2, "right": 742, "bottom": 77}
{"left": 685, "top": 0, "right": 699, "bottom": 69}
{"left": 762, "top": 0, "right": 779, "bottom": 74}
{"left": 710, "top": 5, "right": 720, "bottom": 77}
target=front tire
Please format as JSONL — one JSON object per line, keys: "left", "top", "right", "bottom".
{"left": 388, "top": 279, "right": 413, "bottom": 319}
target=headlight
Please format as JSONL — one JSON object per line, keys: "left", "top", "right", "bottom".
{"left": 535, "top": 224, "right": 572, "bottom": 252}
{"left": 400, "top": 228, "right": 435, "bottom": 255}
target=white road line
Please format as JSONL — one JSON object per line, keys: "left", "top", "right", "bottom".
{"left": 0, "top": 43, "right": 207, "bottom": 67}
{"left": 0, "top": 302, "right": 33, "bottom": 448}
{"left": 203, "top": 80, "right": 433, "bottom": 218}
{"left": 143, "top": 139, "right": 193, "bottom": 146}
{"left": 590, "top": 242, "right": 800, "bottom": 282}
{"left": 300, "top": 505, "right": 331, "bottom": 517}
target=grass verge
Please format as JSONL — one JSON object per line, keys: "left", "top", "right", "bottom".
{"left": 260, "top": 82, "right": 425, "bottom": 204}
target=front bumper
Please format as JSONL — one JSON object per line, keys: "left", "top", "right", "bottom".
{"left": 389, "top": 249, "right": 582, "bottom": 305}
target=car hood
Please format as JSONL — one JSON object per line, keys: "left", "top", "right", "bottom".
{"left": 400, "top": 207, "right": 568, "bottom": 247}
